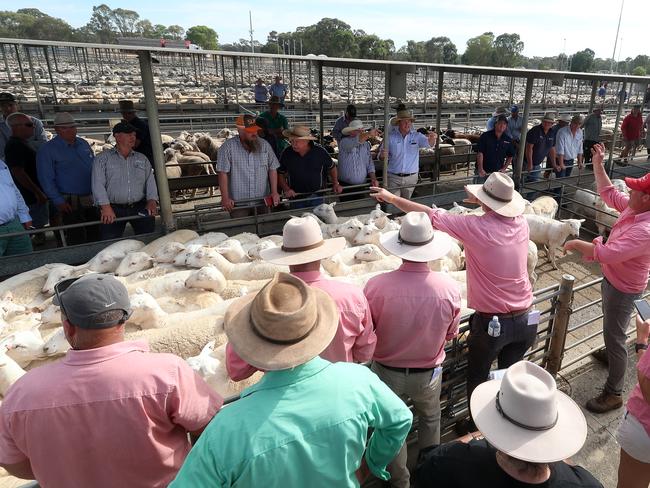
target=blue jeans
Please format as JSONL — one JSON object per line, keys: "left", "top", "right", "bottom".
{"left": 526, "top": 164, "right": 542, "bottom": 182}
{"left": 291, "top": 194, "right": 324, "bottom": 209}
{"left": 100, "top": 202, "right": 155, "bottom": 240}
{"left": 553, "top": 159, "right": 574, "bottom": 178}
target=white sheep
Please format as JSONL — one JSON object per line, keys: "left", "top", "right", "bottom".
{"left": 324, "top": 253, "right": 401, "bottom": 277}
{"left": 447, "top": 202, "right": 484, "bottom": 216}
{"left": 40, "top": 303, "right": 61, "bottom": 326}
{"left": 367, "top": 204, "right": 391, "bottom": 229}
{"left": 312, "top": 202, "right": 340, "bottom": 224}
{"left": 0, "top": 326, "right": 46, "bottom": 367}
{"left": 185, "top": 267, "right": 228, "bottom": 293}
{"left": 525, "top": 196, "right": 559, "bottom": 219}
{"left": 120, "top": 270, "right": 194, "bottom": 297}
{"left": 593, "top": 198, "right": 619, "bottom": 236}
{"left": 184, "top": 232, "right": 229, "bottom": 248}
{"left": 330, "top": 218, "right": 365, "bottom": 243}
{"left": 0, "top": 350, "right": 26, "bottom": 397}
{"left": 247, "top": 240, "right": 278, "bottom": 260}
{"left": 42, "top": 327, "right": 69, "bottom": 357}
{"left": 139, "top": 229, "right": 199, "bottom": 256}
{"left": 84, "top": 239, "right": 146, "bottom": 273}
{"left": 199, "top": 342, "right": 263, "bottom": 398}
{"left": 185, "top": 248, "right": 288, "bottom": 280}
{"left": 525, "top": 215, "right": 584, "bottom": 269}
{"left": 429, "top": 241, "right": 465, "bottom": 272}
{"left": 114, "top": 251, "right": 154, "bottom": 276}
{"left": 42, "top": 264, "right": 89, "bottom": 296}
{"left": 151, "top": 242, "right": 187, "bottom": 263}
{"left": 186, "top": 340, "right": 219, "bottom": 382}
{"left": 353, "top": 244, "right": 389, "bottom": 262}
{"left": 215, "top": 239, "right": 251, "bottom": 263}
{"left": 527, "top": 240, "right": 539, "bottom": 285}
{"left": 0, "top": 293, "right": 27, "bottom": 321}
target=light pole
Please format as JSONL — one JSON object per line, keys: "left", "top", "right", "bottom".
{"left": 611, "top": 0, "right": 624, "bottom": 73}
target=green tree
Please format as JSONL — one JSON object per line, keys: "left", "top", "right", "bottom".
{"left": 166, "top": 25, "right": 185, "bottom": 40}
{"left": 569, "top": 48, "right": 595, "bottom": 72}
{"left": 632, "top": 66, "right": 647, "bottom": 76}
{"left": 0, "top": 9, "right": 75, "bottom": 41}
{"left": 423, "top": 37, "right": 457, "bottom": 63}
{"left": 357, "top": 34, "right": 394, "bottom": 59}
{"left": 186, "top": 25, "right": 218, "bottom": 49}
{"left": 136, "top": 19, "right": 154, "bottom": 37}
{"left": 111, "top": 8, "right": 139, "bottom": 36}
{"left": 300, "top": 18, "right": 358, "bottom": 57}
{"left": 493, "top": 33, "right": 524, "bottom": 67}
{"left": 85, "top": 4, "right": 116, "bottom": 43}
{"left": 462, "top": 32, "right": 495, "bottom": 65}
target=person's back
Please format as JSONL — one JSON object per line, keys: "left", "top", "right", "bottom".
{"left": 173, "top": 357, "right": 411, "bottom": 487}
{"left": 416, "top": 439, "right": 603, "bottom": 488}
{"left": 0, "top": 340, "right": 219, "bottom": 487}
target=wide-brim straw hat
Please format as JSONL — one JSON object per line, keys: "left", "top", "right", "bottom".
{"left": 557, "top": 114, "right": 572, "bottom": 123}
{"left": 390, "top": 109, "right": 415, "bottom": 126}
{"left": 465, "top": 172, "right": 526, "bottom": 217}
{"left": 341, "top": 119, "right": 366, "bottom": 135}
{"left": 380, "top": 212, "right": 453, "bottom": 262}
{"left": 471, "top": 361, "right": 587, "bottom": 463}
{"left": 261, "top": 217, "right": 346, "bottom": 265}
{"left": 53, "top": 112, "right": 78, "bottom": 127}
{"left": 224, "top": 272, "right": 338, "bottom": 370}
{"left": 282, "top": 125, "right": 317, "bottom": 140}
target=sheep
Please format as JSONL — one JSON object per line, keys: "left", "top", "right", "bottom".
{"left": 324, "top": 253, "right": 401, "bottom": 277}
{"left": 312, "top": 202, "right": 389, "bottom": 226}
{"left": 42, "top": 327, "right": 68, "bottom": 357}
{"left": 447, "top": 202, "right": 484, "bottom": 216}
{"left": 330, "top": 218, "right": 365, "bottom": 243}
{"left": 0, "top": 326, "right": 46, "bottom": 367}
{"left": 185, "top": 248, "right": 288, "bottom": 280}
{"left": 215, "top": 239, "right": 251, "bottom": 263}
{"left": 42, "top": 264, "right": 88, "bottom": 296}
{"left": 527, "top": 196, "right": 559, "bottom": 219}
{"left": 0, "top": 293, "right": 27, "bottom": 321}
{"left": 120, "top": 270, "right": 194, "bottom": 297}
{"left": 173, "top": 244, "right": 206, "bottom": 267}
{"left": 353, "top": 244, "right": 389, "bottom": 262}
{"left": 184, "top": 232, "right": 229, "bottom": 248}
{"left": 185, "top": 267, "right": 228, "bottom": 293}
{"left": 83, "top": 239, "right": 146, "bottom": 273}
{"left": 367, "top": 204, "right": 391, "bottom": 229}
{"left": 139, "top": 229, "right": 199, "bottom": 256}
{"left": 114, "top": 251, "right": 153, "bottom": 276}
{"left": 0, "top": 263, "right": 54, "bottom": 304}
{"left": 151, "top": 242, "right": 187, "bottom": 264}
{"left": 247, "top": 240, "right": 278, "bottom": 260}
{"left": 163, "top": 147, "right": 182, "bottom": 179}
{"left": 525, "top": 215, "right": 584, "bottom": 269}
{"left": 40, "top": 303, "right": 61, "bottom": 326}
{"left": 0, "top": 350, "right": 26, "bottom": 397}
{"left": 527, "top": 240, "right": 539, "bottom": 285}
{"left": 195, "top": 134, "right": 219, "bottom": 161}
{"left": 569, "top": 189, "right": 618, "bottom": 235}
{"left": 428, "top": 240, "right": 465, "bottom": 272}
{"left": 351, "top": 221, "right": 400, "bottom": 246}
{"left": 593, "top": 198, "right": 619, "bottom": 236}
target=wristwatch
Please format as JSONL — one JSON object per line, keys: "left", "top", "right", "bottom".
{"left": 635, "top": 343, "right": 648, "bottom": 353}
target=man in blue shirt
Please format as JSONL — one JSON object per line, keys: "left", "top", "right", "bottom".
{"left": 506, "top": 105, "right": 523, "bottom": 145}
{"left": 486, "top": 107, "right": 507, "bottom": 131}
{"left": 0, "top": 160, "right": 32, "bottom": 256}
{"left": 268, "top": 76, "right": 288, "bottom": 103}
{"left": 475, "top": 115, "right": 515, "bottom": 183}
{"left": 253, "top": 78, "right": 268, "bottom": 104}
{"left": 525, "top": 113, "right": 556, "bottom": 182}
{"left": 379, "top": 107, "right": 436, "bottom": 202}
{"left": 36, "top": 113, "right": 99, "bottom": 245}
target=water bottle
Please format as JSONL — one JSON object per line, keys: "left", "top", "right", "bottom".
{"left": 488, "top": 315, "right": 501, "bottom": 338}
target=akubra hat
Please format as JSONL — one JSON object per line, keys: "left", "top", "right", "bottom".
{"left": 282, "top": 125, "right": 317, "bottom": 140}
{"left": 380, "top": 212, "right": 452, "bottom": 262}
{"left": 465, "top": 172, "right": 527, "bottom": 217}
{"left": 224, "top": 272, "right": 338, "bottom": 370}
{"left": 260, "top": 217, "right": 346, "bottom": 266}
{"left": 53, "top": 112, "right": 78, "bottom": 127}
{"left": 341, "top": 119, "right": 367, "bottom": 135}
{"left": 390, "top": 108, "right": 415, "bottom": 126}
{"left": 471, "top": 361, "right": 587, "bottom": 463}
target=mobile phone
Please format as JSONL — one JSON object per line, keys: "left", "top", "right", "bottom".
{"left": 263, "top": 195, "right": 274, "bottom": 207}
{"left": 634, "top": 299, "right": 650, "bottom": 322}
{"left": 137, "top": 210, "right": 150, "bottom": 217}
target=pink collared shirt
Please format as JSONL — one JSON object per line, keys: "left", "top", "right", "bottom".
{"left": 590, "top": 186, "right": 650, "bottom": 294}
{"left": 226, "top": 270, "right": 376, "bottom": 381}
{"left": 0, "top": 341, "right": 222, "bottom": 488}
{"left": 364, "top": 262, "right": 462, "bottom": 368}
{"left": 627, "top": 349, "right": 650, "bottom": 436}
{"left": 427, "top": 208, "right": 533, "bottom": 313}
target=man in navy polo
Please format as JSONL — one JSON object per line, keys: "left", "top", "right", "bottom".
{"left": 474, "top": 115, "right": 515, "bottom": 183}
{"left": 525, "top": 113, "right": 556, "bottom": 182}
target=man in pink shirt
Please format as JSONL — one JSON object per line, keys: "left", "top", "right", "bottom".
{"left": 0, "top": 274, "right": 222, "bottom": 487}
{"left": 225, "top": 216, "right": 376, "bottom": 381}
{"left": 565, "top": 143, "right": 650, "bottom": 413}
{"left": 371, "top": 172, "right": 535, "bottom": 434}
{"left": 364, "top": 212, "right": 462, "bottom": 488}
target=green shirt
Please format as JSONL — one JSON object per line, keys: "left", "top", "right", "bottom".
{"left": 170, "top": 357, "right": 412, "bottom": 487}
{"left": 260, "top": 111, "right": 290, "bottom": 153}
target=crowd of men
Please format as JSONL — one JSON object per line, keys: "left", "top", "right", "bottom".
{"left": 0, "top": 93, "right": 159, "bottom": 256}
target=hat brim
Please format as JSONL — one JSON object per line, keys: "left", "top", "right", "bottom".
{"left": 282, "top": 129, "right": 316, "bottom": 140}
{"left": 54, "top": 123, "right": 79, "bottom": 128}
{"left": 260, "top": 237, "right": 346, "bottom": 266}
{"left": 624, "top": 177, "right": 648, "bottom": 193}
{"left": 471, "top": 379, "right": 587, "bottom": 463}
{"left": 342, "top": 126, "right": 365, "bottom": 135}
{"left": 237, "top": 124, "right": 261, "bottom": 134}
{"left": 224, "top": 287, "right": 338, "bottom": 370}
{"left": 390, "top": 116, "right": 415, "bottom": 126}
{"left": 465, "top": 185, "right": 526, "bottom": 217}
{"left": 379, "top": 230, "right": 453, "bottom": 262}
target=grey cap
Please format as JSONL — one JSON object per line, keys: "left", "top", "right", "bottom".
{"left": 53, "top": 274, "right": 132, "bottom": 329}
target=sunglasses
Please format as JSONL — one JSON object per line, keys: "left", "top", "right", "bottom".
{"left": 54, "top": 276, "right": 81, "bottom": 320}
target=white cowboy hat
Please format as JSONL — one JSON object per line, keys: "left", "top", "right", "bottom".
{"left": 557, "top": 113, "right": 572, "bottom": 123}
{"left": 471, "top": 361, "right": 587, "bottom": 463}
{"left": 465, "top": 172, "right": 527, "bottom": 217}
{"left": 282, "top": 126, "right": 317, "bottom": 140}
{"left": 260, "top": 217, "right": 346, "bottom": 266}
{"left": 341, "top": 119, "right": 367, "bottom": 135}
{"left": 380, "top": 212, "right": 452, "bottom": 262}
{"left": 225, "top": 273, "right": 338, "bottom": 370}
{"left": 389, "top": 108, "right": 415, "bottom": 126}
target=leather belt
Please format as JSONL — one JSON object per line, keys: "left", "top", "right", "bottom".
{"left": 377, "top": 362, "right": 436, "bottom": 374}
{"left": 389, "top": 172, "right": 417, "bottom": 177}
{"left": 476, "top": 307, "right": 531, "bottom": 319}
{"left": 112, "top": 200, "right": 145, "bottom": 209}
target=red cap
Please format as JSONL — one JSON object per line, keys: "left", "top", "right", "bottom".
{"left": 625, "top": 173, "right": 650, "bottom": 194}
{"left": 235, "top": 114, "right": 261, "bottom": 133}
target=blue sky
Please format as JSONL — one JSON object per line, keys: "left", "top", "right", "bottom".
{"left": 8, "top": 0, "right": 647, "bottom": 60}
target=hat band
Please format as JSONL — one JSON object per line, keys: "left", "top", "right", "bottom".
{"left": 250, "top": 311, "right": 318, "bottom": 345}
{"left": 495, "top": 393, "right": 558, "bottom": 431}
{"left": 397, "top": 232, "right": 434, "bottom": 247}
{"left": 482, "top": 186, "right": 513, "bottom": 203}
{"left": 282, "top": 240, "right": 324, "bottom": 252}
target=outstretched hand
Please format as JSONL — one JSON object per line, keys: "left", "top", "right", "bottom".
{"left": 591, "top": 143, "right": 606, "bottom": 166}
{"left": 369, "top": 186, "right": 394, "bottom": 203}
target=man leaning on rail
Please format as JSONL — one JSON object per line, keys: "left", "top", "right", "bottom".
{"left": 371, "top": 171, "right": 536, "bottom": 435}
{"left": 565, "top": 143, "right": 650, "bottom": 414}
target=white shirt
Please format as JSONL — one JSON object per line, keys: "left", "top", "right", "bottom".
{"left": 555, "top": 126, "right": 583, "bottom": 161}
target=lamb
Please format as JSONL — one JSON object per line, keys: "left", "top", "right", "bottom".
{"left": 593, "top": 198, "right": 619, "bottom": 236}
{"left": 351, "top": 220, "right": 401, "bottom": 246}
{"left": 215, "top": 239, "right": 251, "bottom": 263}
{"left": 527, "top": 240, "right": 539, "bottom": 285}
{"left": 163, "top": 147, "right": 182, "bottom": 179}
{"left": 184, "top": 232, "right": 229, "bottom": 248}
{"left": 330, "top": 218, "right": 365, "bottom": 243}
{"left": 247, "top": 240, "right": 278, "bottom": 260}
{"left": 429, "top": 240, "right": 465, "bottom": 272}
{"left": 324, "top": 253, "right": 401, "bottom": 277}
{"left": 42, "top": 327, "right": 68, "bottom": 357}
{"left": 570, "top": 189, "right": 617, "bottom": 235}
{"left": 312, "top": 202, "right": 390, "bottom": 226}
{"left": 447, "top": 202, "right": 484, "bottom": 216}
{"left": 114, "top": 251, "right": 154, "bottom": 276}
{"left": 527, "top": 196, "right": 559, "bottom": 219}
{"left": 185, "top": 266, "right": 228, "bottom": 293}
{"left": 185, "top": 248, "right": 288, "bottom": 280}
{"left": 0, "top": 326, "right": 46, "bottom": 367}
{"left": 139, "top": 229, "right": 199, "bottom": 256}
{"left": 0, "top": 293, "right": 27, "bottom": 321}
{"left": 525, "top": 215, "right": 584, "bottom": 269}
{"left": 120, "top": 270, "right": 195, "bottom": 297}
{"left": 151, "top": 242, "right": 187, "bottom": 263}
{"left": 0, "top": 350, "right": 26, "bottom": 397}
{"left": 353, "top": 244, "right": 389, "bottom": 262}
{"left": 195, "top": 134, "right": 219, "bottom": 161}
{"left": 173, "top": 244, "right": 206, "bottom": 266}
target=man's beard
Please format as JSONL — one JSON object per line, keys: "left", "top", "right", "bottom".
{"left": 242, "top": 136, "right": 260, "bottom": 152}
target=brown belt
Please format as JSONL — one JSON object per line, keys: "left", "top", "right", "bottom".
{"left": 376, "top": 362, "right": 436, "bottom": 373}
{"left": 475, "top": 307, "right": 531, "bottom": 319}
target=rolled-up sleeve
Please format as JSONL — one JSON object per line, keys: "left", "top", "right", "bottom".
{"left": 365, "top": 372, "right": 413, "bottom": 480}
{"left": 599, "top": 185, "right": 629, "bottom": 213}
{"left": 91, "top": 153, "right": 110, "bottom": 205}
{"left": 592, "top": 230, "right": 650, "bottom": 264}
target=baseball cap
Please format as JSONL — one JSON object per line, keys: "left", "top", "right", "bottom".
{"left": 53, "top": 274, "right": 132, "bottom": 328}
{"left": 235, "top": 114, "right": 261, "bottom": 133}
{"left": 510, "top": 105, "right": 519, "bottom": 112}
{"left": 625, "top": 173, "right": 650, "bottom": 195}
{"left": 112, "top": 122, "right": 137, "bottom": 135}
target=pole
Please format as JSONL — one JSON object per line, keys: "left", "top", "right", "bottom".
{"left": 1, "top": 44, "right": 11, "bottom": 82}
{"left": 233, "top": 57, "right": 239, "bottom": 107}
{"left": 138, "top": 51, "right": 175, "bottom": 233}
{"left": 52, "top": 45, "right": 58, "bottom": 72}
{"left": 545, "top": 274, "right": 575, "bottom": 376}
{"left": 541, "top": 78, "right": 548, "bottom": 107}
{"left": 476, "top": 74, "right": 482, "bottom": 103}
{"left": 42, "top": 47, "right": 58, "bottom": 105}
{"left": 14, "top": 44, "right": 26, "bottom": 82}
{"left": 607, "top": 81, "right": 627, "bottom": 172}
{"left": 24, "top": 47, "right": 44, "bottom": 119}
{"left": 611, "top": 0, "right": 625, "bottom": 72}
{"left": 434, "top": 70, "right": 444, "bottom": 184}
{"left": 249, "top": 11, "right": 254, "bottom": 53}
{"left": 508, "top": 76, "right": 515, "bottom": 106}
{"left": 423, "top": 67, "right": 428, "bottom": 112}
{"left": 318, "top": 62, "right": 324, "bottom": 144}
{"left": 289, "top": 59, "right": 293, "bottom": 104}
{"left": 382, "top": 67, "right": 390, "bottom": 188}
{"left": 220, "top": 55, "right": 228, "bottom": 104}
{"left": 514, "top": 77, "right": 534, "bottom": 187}
{"left": 308, "top": 60, "right": 313, "bottom": 111}
{"left": 347, "top": 68, "right": 351, "bottom": 103}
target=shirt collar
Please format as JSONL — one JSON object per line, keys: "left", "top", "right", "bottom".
{"left": 398, "top": 261, "right": 430, "bottom": 272}
{"left": 63, "top": 340, "right": 149, "bottom": 366}
{"left": 111, "top": 147, "right": 135, "bottom": 158}
{"left": 241, "top": 357, "right": 331, "bottom": 397}
{"left": 54, "top": 135, "right": 79, "bottom": 148}
{"left": 290, "top": 270, "right": 323, "bottom": 283}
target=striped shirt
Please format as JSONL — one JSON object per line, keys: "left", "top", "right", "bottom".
{"left": 92, "top": 148, "right": 158, "bottom": 206}
{"left": 216, "top": 137, "right": 279, "bottom": 203}
{"left": 337, "top": 135, "right": 375, "bottom": 185}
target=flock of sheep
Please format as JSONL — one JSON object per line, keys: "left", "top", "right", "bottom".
{"left": 0, "top": 179, "right": 625, "bottom": 405}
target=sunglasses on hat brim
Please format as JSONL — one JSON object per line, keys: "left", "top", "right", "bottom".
{"left": 54, "top": 276, "right": 81, "bottom": 320}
